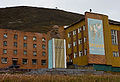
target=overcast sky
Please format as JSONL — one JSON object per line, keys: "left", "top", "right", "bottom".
{"left": 0, "top": 0, "right": 120, "bottom": 21}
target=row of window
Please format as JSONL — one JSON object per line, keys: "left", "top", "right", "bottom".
{"left": 68, "top": 37, "right": 86, "bottom": 48}
{"left": 1, "top": 58, "right": 46, "bottom": 65}
{"left": 74, "top": 49, "right": 87, "bottom": 58}
{"left": 68, "top": 26, "right": 85, "bottom": 38}
{"left": 3, "top": 41, "right": 46, "bottom": 49}
{"left": 3, "top": 33, "right": 46, "bottom": 42}
{"left": 68, "top": 29, "right": 118, "bottom": 45}
{"left": 3, "top": 49, "right": 46, "bottom": 56}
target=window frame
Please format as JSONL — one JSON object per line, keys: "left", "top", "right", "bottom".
{"left": 111, "top": 30, "right": 118, "bottom": 45}
{"left": 1, "top": 57, "right": 7, "bottom": 64}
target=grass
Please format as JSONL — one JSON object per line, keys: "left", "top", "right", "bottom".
{"left": 0, "top": 74, "right": 120, "bottom": 82}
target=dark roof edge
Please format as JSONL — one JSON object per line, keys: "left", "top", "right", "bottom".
{"left": 109, "top": 19, "right": 120, "bottom": 26}
{"left": 64, "top": 17, "right": 85, "bottom": 30}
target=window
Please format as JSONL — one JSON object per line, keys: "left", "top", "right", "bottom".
{"left": 33, "top": 44, "right": 37, "bottom": 48}
{"left": 111, "top": 30, "right": 118, "bottom": 45}
{"left": 1, "top": 58, "right": 7, "bottom": 64}
{"left": 41, "top": 60, "right": 46, "bottom": 65}
{"left": 24, "top": 50, "right": 27, "bottom": 55}
{"left": 84, "top": 37, "right": 87, "bottom": 43}
{"left": 33, "top": 51, "right": 37, "bottom": 56}
{"left": 3, "top": 49, "right": 7, "bottom": 54}
{"left": 42, "top": 44, "right": 46, "bottom": 49}
{"left": 42, "top": 37, "right": 46, "bottom": 42}
{"left": 22, "top": 59, "right": 28, "bottom": 64}
{"left": 74, "top": 52, "right": 77, "bottom": 58}
{"left": 42, "top": 52, "right": 46, "bottom": 56}
{"left": 3, "top": 33, "right": 7, "bottom": 38}
{"left": 24, "top": 43, "right": 27, "bottom": 47}
{"left": 3, "top": 41, "right": 7, "bottom": 46}
{"left": 33, "top": 36, "right": 37, "bottom": 41}
{"left": 32, "top": 59, "right": 37, "bottom": 65}
{"left": 13, "top": 50, "right": 17, "bottom": 55}
{"left": 73, "top": 30, "right": 76, "bottom": 35}
{"left": 78, "top": 39, "right": 82, "bottom": 44}
{"left": 78, "top": 27, "right": 82, "bottom": 33}
{"left": 79, "top": 51, "right": 83, "bottom": 56}
{"left": 14, "top": 42, "right": 17, "bottom": 47}
{"left": 83, "top": 25, "right": 85, "bottom": 31}
{"left": 68, "top": 43, "right": 72, "bottom": 48}
{"left": 113, "top": 51, "right": 119, "bottom": 57}
{"left": 68, "top": 32, "right": 71, "bottom": 38}
{"left": 73, "top": 41, "right": 77, "bottom": 46}
{"left": 84, "top": 49, "right": 87, "bottom": 55}
{"left": 14, "top": 34, "right": 18, "bottom": 39}
{"left": 24, "top": 36, "right": 27, "bottom": 40}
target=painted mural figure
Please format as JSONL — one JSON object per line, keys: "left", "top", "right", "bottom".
{"left": 90, "top": 23, "right": 102, "bottom": 42}
{"left": 88, "top": 18, "right": 105, "bottom": 55}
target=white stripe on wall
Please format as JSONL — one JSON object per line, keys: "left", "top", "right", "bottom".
{"left": 52, "top": 38, "right": 55, "bottom": 68}
{"left": 64, "top": 39, "right": 67, "bottom": 68}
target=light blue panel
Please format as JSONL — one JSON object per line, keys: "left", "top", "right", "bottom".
{"left": 88, "top": 18, "right": 105, "bottom": 55}
{"left": 48, "top": 40, "right": 53, "bottom": 69}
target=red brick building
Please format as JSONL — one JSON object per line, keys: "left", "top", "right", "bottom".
{"left": 0, "top": 29, "right": 48, "bottom": 69}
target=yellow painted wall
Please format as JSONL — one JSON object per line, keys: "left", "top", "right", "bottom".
{"left": 73, "top": 56, "right": 88, "bottom": 65}
{"left": 65, "top": 20, "right": 88, "bottom": 65}
{"left": 65, "top": 12, "right": 120, "bottom": 67}
{"left": 108, "top": 24, "right": 120, "bottom": 67}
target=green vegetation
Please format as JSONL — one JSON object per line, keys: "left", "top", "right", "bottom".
{"left": 0, "top": 6, "right": 84, "bottom": 33}
{"left": 0, "top": 74, "right": 120, "bottom": 82}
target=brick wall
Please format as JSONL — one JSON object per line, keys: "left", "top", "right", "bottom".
{"left": 0, "top": 29, "right": 48, "bottom": 69}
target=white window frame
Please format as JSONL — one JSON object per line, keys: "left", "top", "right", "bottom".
{"left": 4, "top": 33, "right": 7, "bottom": 38}
{"left": 84, "top": 37, "right": 87, "bottom": 43}
{"left": 33, "top": 36, "right": 37, "bottom": 41}
{"left": 78, "top": 39, "right": 82, "bottom": 44}
{"left": 79, "top": 51, "right": 82, "bottom": 56}
{"left": 33, "top": 51, "right": 37, "bottom": 56}
{"left": 113, "top": 51, "right": 119, "bottom": 57}
{"left": 24, "top": 36, "right": 27, "bottom": 40}
{"left": 74, "top": 52, "right": 77, "bottom": 58}
{"left": 73, "top": 30, "right": 76, "bottom": 35}
{"left": 68, "top": 43, "right": 72, "bottom": 48}
{"left": 73, "top": 41, "right": 77, "bottom": 46}
{"left": 1, "top": 58, "right": 7, "bottom": 64}
{"left": 84, "top": 49, "right": 87, "bottom": 55}
{"left": 3, "top": 49, "right": 7, "bottom": 54}
{"left": 111, "top": 30, "right": 118, "bottom": 45}
{"left": 83, "top": 25, "right": 85, "bottom": 31}
{"left": 78, "top": 27, "right": 82, "bottom": 33}
{"left": 68, "top": 32, "right": 71, "bottom": 38}
{"left": 22, "top": 59, "right": 28, "bottom": 64}
{"left": 42, "top": 37, "right": 46, "bottom": 42}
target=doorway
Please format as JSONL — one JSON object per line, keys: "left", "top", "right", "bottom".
{"left": 12, "top": 58, "right": 18, "bottom": 65}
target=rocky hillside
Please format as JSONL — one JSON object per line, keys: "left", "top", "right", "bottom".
{"left": 0, "top": 6, "right": 84, "bottom": 33}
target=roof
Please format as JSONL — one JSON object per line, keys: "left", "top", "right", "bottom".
{"left": 64, "top": 17, "right": 120, "bottom": 30}
{"left": 109, "top": 19, "right": 120, "bottom": 26}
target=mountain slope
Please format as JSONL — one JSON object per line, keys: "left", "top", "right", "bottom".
{"left": 0, "top": 6, "right": 84, "bottom": 33}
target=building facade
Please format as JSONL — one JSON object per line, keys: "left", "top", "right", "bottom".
{"left": 65, "top": 12, "right": 120, "bottom": 71}
{"left": 0, "top": 29, "right": 48, "bottom": 69}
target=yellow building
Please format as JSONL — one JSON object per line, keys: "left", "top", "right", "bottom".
{"left": 65, "top": 12, "right": 120, "bottom": 71}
